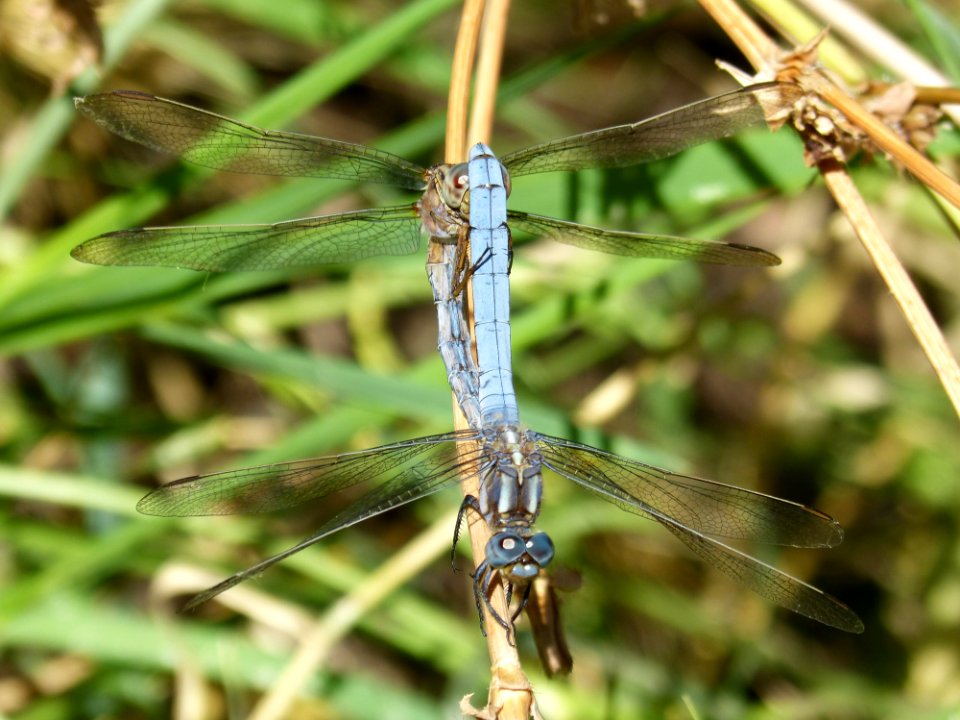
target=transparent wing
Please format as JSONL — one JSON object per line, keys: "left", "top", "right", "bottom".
{"left": 71, "top": 205, "right": 423, "bottom": 271}
{"left": 75, "top": 91, "right": 427, "bottom": 190}
{"left": 534, "top": 433, "right": 841, "bottom": 547}
{"left": 501, "top": 82, "right": 800, "bottom": 177}
{"left": 508, "top": 211, "right": 780, "bottom": 267}
{"left": 660, "top": 520, "right": 863, "bottom": 632}
{"left": 536, "top": 434, "right": 863, "bottom": 632}
{"left": 137, "top": 430, "right": 483, "bottom": 608}
{"left": 139, "top": 430, "right": 481, "bottom": 516}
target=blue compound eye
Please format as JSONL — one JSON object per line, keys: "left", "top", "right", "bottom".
{"left": 525, "top": 533, "right": 555, "bottom": 566}
{"left": 486, "top": 532, "right": 527, "bottom": 568}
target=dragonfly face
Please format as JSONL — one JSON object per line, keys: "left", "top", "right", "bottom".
{"left": 418, "top": 162, "right": 470, "bottom": 240}
{"left": 472, "top": 528, "right": 555, "bottom": 634}
{"left": 485, "top": 530, "right": 555, "bottom": 582}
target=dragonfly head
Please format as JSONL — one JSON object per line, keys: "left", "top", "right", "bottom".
{"left": 419, "top": 163, "right": 470, "bottom": 240}
{"left": 436, "top": 162, "right": 470, "bottom": 209}
{"left": 485, "top": 530, "right": 555, "bottom": 582}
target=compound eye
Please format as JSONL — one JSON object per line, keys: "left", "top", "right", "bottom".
{"left": 486, "top": 532, "right": 526, "bottom": 567}
{"left": 439, "top": 162, "right": 470, "bottom": 208}
{"left": 525, "top": 533, "right": 555, "bottom": 566}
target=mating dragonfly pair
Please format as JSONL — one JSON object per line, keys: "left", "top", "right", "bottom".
{"left": 74, "top": 83, "right": 863, "bottom": 642}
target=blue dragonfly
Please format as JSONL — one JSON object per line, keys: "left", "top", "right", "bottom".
{"left": 426, "top": 142, "right": 863, "bottom": 635}
{"left": 74, "top": 83, "right": 862, "bottom": 634}
{"left": 134, "top": 204, "right": 863, "bottom": 633}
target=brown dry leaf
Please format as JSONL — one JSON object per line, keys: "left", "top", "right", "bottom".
{"left": 860, "top": 82, "right": 943, "bottom": 153}
{"left": 524, "top": 571, "right": 576, "bottom": 678}
{"left": 766, "top": 34, "right": 871, "bottom": 164}
{"left": 724, "top": 33, "right": 946, "bottom": 168}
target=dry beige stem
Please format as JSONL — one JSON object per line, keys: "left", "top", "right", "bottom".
{"left": 821, "top": 162, "right": 960, "bottom": 416}
{"left": 701, "top": 0, "right": 960, "bottom": 419}
{"left": 448, "top": 1, "right": 538, "bottom": 718}
{"left": 247, "top": 514, "right": 459, "bottom": 720}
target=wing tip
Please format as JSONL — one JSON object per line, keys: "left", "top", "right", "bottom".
{"left": 846, "top": 616, "right": 866, "bottom": 634}
{"left": 69, "top": 234, "right": 123, "bottom": 265}
{"left": 815, "top": 601, "right": 865, "bottom": 634}
{"left": 135, "top": 494, "right": 162, "bottom": 516}
{"left": 180, "top": 588, "right": 218, "bottom": 613}
{"left": 725, "top": 242, "right": 782, "bottom": 267}
{"left": 827, "top": 518, "right": 845, "bottom": 547}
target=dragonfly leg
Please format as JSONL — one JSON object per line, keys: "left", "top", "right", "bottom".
{"left": 451, "top": 495, "right": 483, "bottom": 571}
{"left": 472, "top": 559, "right": 514, "bottom": 640}
{"left": 471, "top": 561, "right": 489, "bottom": 636}
{"left": 451, "top": 235, "right": 470, "bottom": 294}
{"left": 510, "top": 581, "right": 533, "bottom": 623}
{"left": 452, "top": 244, "right": 494, "bottom": 296}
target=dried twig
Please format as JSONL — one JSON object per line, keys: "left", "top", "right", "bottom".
{"left": 699, "top": 0, "right": 960, "bottom": 419}
{"left": 448, "top": 2, "right": 541, "bottom": 718}
{"left": 247, "top": 513, "right": 459, "bottom": 720}
{"left": 246, "top": 2, "right": 531, "bottom": 718}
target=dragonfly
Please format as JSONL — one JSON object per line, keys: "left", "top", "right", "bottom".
{"left": 137, "top": 222, "right": 864, "bottom": 633}
{"left": 431, "top": 239, "right": 574, "bottom": 676}
{"left": 70, "top": 84, "right": 795, "bottom": 272}
{"left": 77, "top": 84, "right": 862, "bottom": 632}
{"left": 145, "top": 144, "right": 862, "bottom": 632}
{"left": 420, "top": 142, "right": 864, "bottom": 634}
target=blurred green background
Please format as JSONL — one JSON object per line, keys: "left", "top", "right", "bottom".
{"left": 1, "top": 0, "right": 959, "bottom": 718}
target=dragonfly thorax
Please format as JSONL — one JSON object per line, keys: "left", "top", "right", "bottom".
{"left": 478, "top": 425, "right": 543, "bottom": 529}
